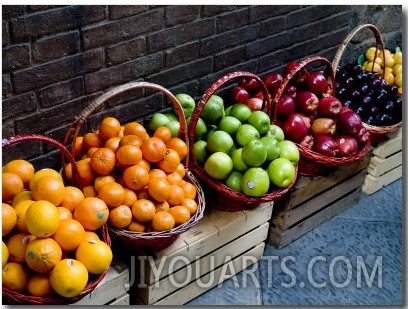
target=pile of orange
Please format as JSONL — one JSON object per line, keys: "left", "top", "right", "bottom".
{"left": 64, "top": 117, "right": 198, "bottom": 234}
{"left": 2, "top": 160, "right": 112, "bottom": 299}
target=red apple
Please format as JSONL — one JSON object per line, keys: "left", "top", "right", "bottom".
{"left": 355, "top": 126, "right": 370, "bottom": 145}
{"left": 294, "top": 112, "right": 311, "bottom": 129}
{"left": 244, "top": 97, "right": 263, "bottom": 111}
{"left": 336, "top": 135, "right": 359, "bottom": 157}
{"left": 276, "top": 94, "right": 296, "bottom": 121}
{"left": 230, "top": 86, "right": 250, "bottom": 103}
{"left": 305, "top": 71, "right": 328, "bottom": 96}
{"left": 311, "top": 118, "right": 336, "bottom": 137}
{"left": 313, "top": 135, "right": 339, "bottom": 157}
{"left": 295, "top": 91, "right": 319, "bottom": 114}
{"left": 282, "top": 114, "right": 309, "bottom": 143}
{"left": 253, "top": 90, "right": 271, "bottom": 101}
{"left": 285, "top": 85, "right": 297, "bottom": 99}
{"left": 262, "top": 73, "right": 283, "bottom": 97}
{"left": 337, "top": 110, "right": 363, "bottom": 136}
{"left": 239, "top": 77, "right": 261, "bottom": 94}
{"left": 283, "top": 61, "right": 309, "bottom": 84}
{"left": 318, "top": 96, "right": 343, "bottom": 117}
{"left": 299, "top": 134, "right": 314, "bottom": 149}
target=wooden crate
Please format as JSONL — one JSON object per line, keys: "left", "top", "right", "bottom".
{"left": 73, "top": 259, "right": 129, "bottom": 306}
{"left": 268, "top": 149, "right": 372, "bottom": 249}
{"left": 362, "top": 129, "right": 402, "bottom": 195}
{"left": 125, "top": 202, "right": 273, "bottom": 305}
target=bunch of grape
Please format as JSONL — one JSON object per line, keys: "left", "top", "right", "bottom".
{"left": 335, "top": 63, "right": 402, "bottom": 127}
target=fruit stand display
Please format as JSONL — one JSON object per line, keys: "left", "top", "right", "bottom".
{"left": 2, "top": 134, "right": 112, "bottom": 305}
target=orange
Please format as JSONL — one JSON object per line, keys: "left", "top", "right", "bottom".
{"left": 131, "top": 199, "right": 156, "bottom": 222}
{"left": 83, "top": 231, "right": 100, "bottom": 242}
{"left": 104, "top": 136, "right": 122, "bottom": 152}
{"left": 147, "top": 177, "right": 171, "bottom": 202}
{"left": 63, "top": 162, "right": 73, "bottom": 183}
{"left": 27, "top": 273, "right": 54, "bottom": 297}
{"left": 153, "top": 126, "right": 172, "bottom": 143}
{"left": 157, "top": 149, "right": 181, "bottom": 173}
{"left": 11, "top": 190, "right": 32, "bottom": 206}
{"left": 137, "top": 158, "right": 151, "bottom": 172}
{"left": 141, "top": 137, "right": 167, "bottom": 163}
{"left": 86, "top": 146, "right": 99, "bottom": 158}
{"left": 108, "top": 205, "right": 132, "bottom": 229}
{"left": 2, "top": 172, "right": 24, "bottom": 203}
{"left": 72, "top": 136, "right": 84, "bottom": 160}
{"left": 25, "top": 200, "right": 60, "bottom": 238}
{"left": 154, "top": 200, "right": 170, "bottom": 212}
{"left": 136, "top": 187, "right": 150, "bottom": 200}
{"left": 165, "top": 137, "right": 188, "bottom": 162}
{"left": 76, "top": 239, "right": 112, "bottom": 274}
{"left": 3, "top": 159, "right": 35, "bottom": 188}
{"left": 123, "top": 121, "right": 149, "bottom": 141}
{"left": 149, "top": 168, "right": 167, "bottom": 179}
{"left": 60, "top": 186, "right": 85, "bottom": 212}
{"left": 13, "top": 199, "right": 34, "bottom": 233}
{"left": 98, "top": 116, "right": 121, "bottom": 140}
{"left": 166, "top": 171, "right": 183, "bottom": 185}
{"left": 151, "top": 211, "right": 175, "bottom": 232}
{"left": 73, "top": 197, "right": 109, "bottom": 231}
{"left": 116, "top": 145, "right": 142, "bottom": 166}
{"left": 181, "top": 180, "right": 197, "bottom": 200}
{"left": 29, "top": 168, "right": 63, "bottom": 191}
{"left": 98, "top": 182, "right": 125, "bottom": 208}
{"left": 169, "top": 205, "right": 191, "bottom": 225}
{"left": 167, "top": 185, "right": 185, "bottom": 206}
{"left": 94, "top": 175, "right": 116, "bottom": 192}
{"left": 90, "top": 147, "right": 116, "bottom": 175}
{"left": 127, "top": 220, "right": 146, "bottom": 232}
{"left": 174, "top": 163, "right": 186, "bottom": 178}
{"left": 82, "top": 185, "right": 97, "bottom": 197}
{"left": 75, "top": 158, "right": 95, "bottom": 187}
{"left": 122, "top": 188, "right": 138, "bottom": 207}
{"left": 52, "top": 218, "right": 86, "bottom": 251}
{"left": 122, "top": 164, "right": 149, "bottom": 191}
{"left": 25, "top": 237, "right": 62, "bottom": 273}
{"left": 50, "top": 259, "right": 88, "bottom": 298}
{"left": 82, "top": 132, "right": 104, "bottom": 150}
{"left": 2, "top": 241, "right": 9, "bottom": 267}
{"left": 31, "top": 175, "right": 66, "bottom": 206}
{"left": 119, "top": 134, "right": 143, "bottom": 147}
{"left": 2, "top": 262, "right": 30, "bottom": 292}
{"left": 182, "top": 198, "right": 198, "bottom": 215}
{"left": 57, "top": 206, "right": 73, "bottom": 220}
{"left": 2, "top": 203, "right": 17, "bottom": 236}
{"left": 6, "top": 232, "right": 35, "bottom": 263}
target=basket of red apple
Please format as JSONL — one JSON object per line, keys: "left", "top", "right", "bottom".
{"left": 272, "top": 55, "right": 371, "bottom": 177}
{"left": 332, "top": 23, "right": 402, "bottom": 144}
{"left": 188, "top": 71, "right": 298, "bottom": 211}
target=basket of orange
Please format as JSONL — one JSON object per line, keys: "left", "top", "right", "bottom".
{"left": 331, "top": 23, "right": 402, "bottom": 144}
{"left": 272, "top": 55, "right": 371, "bottom": 177}
{"left": 2, "top": 134, "right": 112, "bottom": 305}
{"left": 62, "top": 81, "right": 205, "bottom": 253}
{"left": 188, "top": 71, "right": 298, "bottom": 211}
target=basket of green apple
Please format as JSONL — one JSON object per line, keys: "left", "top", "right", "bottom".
{"left": 188, "top": 71, "right": 299, "bottom": 211}
{"left": 272, "top": 55, "right": 371, "bottom": 177}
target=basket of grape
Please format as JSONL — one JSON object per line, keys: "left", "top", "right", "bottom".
{"left": 62, "top": 81, "right": 205, "bottom": 254}
{"left": 272, "top": 55, "right": 371, "bottom": 177}
{"left": 332, "top": 23, "right": 402, "bottom": 144}
{"left": 188, "top": 71, "right": 298, "bottom": 211}
{"left": 2, "top": 134, "right": 111, "bottom": 305}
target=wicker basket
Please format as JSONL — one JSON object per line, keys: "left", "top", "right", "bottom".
{"left": 2, "top": 134, "right": 111, "bottom": 305}
{"left": 188, "top": 71, "right": 298, "bottom": 211}
{"left": 273, "top": 56, "right": 371, "bottom": 177}
{"left": 62, "top": 81, "right": 205, "bottom": 253}
{"left": 332, "top": 23, "right": 402, "bottom": 144}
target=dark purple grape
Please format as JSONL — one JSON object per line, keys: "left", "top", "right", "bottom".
{"left": 336, "top": 87, "right": 347, "bottom": 100}
{"left": 369, "top": 78, "right": 382, "bottom": 90}
{"left": 348, "top": 89, "right": 361, "bottom": 100}
{"left": 375, "top": 92, "right": 388, "bottom": 104}
{"left": 344, "top": 77, "right": 355, "bottom": 87}
{"left": 370, "top": 106, "right": 380, "bottom": 115}
{"left": 388, "top": 85, "right": 399, "bottom": 96}
{"left": 355, "top": 106, "right": 366, "bottom": 117}
{"left": 376, "top": 113, "right": 393, "bottom": 126}
{"left": 364, "top": 115, "right": 376, "bottom": 125}
{"left": 343, "top": 100, "right": 357, "bottom": 109}
{"left": 383, "top": 100, "right": 395, "bottom": 114}
{"left": 361, "top": 96, "right": 373, "bottom": 108}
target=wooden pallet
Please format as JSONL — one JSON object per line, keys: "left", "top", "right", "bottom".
{"left": 362, "top": 129, "right": 402, "bottom": 195}
{"left": 268, "top": 149, "right": 372, "bottom": 249}
{"left": 125, "top": 202, "right": 273, "bottom": 305}
{"left": 73, "top": 259, "right": 129, "bottom": 306}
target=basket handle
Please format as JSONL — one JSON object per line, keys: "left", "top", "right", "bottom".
{"left": 2, "top": 134, "right": 80, "bottom": 187}
{"left": 188, "top": 71, "right": 271, "bottom": 166}
{"left": 63, "top": 81, "right": 189, "bottom": 167}
{"left": 272, "top": 55, "right": 335, "bottom": 123}
{"left": 332, "top": 23, "right": 386, "bottom": 78}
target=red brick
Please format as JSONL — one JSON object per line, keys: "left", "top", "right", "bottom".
{"left": 106, "top": 37, "right": 146, "bottom": 66}
{"left": 2, "top": 92, "right": 37, "bottom": 120}
{"left": 39, "top": 77, "right": 84, "bottom": 107}
{"left": 2, "top": 44, "right": 30, "bottom": 72}
{"left": 33, "top": 31, "right": 80, "bottom": 63}
{"left": 165, "top": 6, "right": 200, "bottom": 27}
{"left": 109, "top": 5, "right": 149, "bottom": 20}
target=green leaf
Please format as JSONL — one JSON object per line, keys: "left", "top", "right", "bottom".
{"left": 396, "top": 46, "right": 401, "bottom": 53}
{"left": 357, "top": 54, "right": 365, "bottom": 65}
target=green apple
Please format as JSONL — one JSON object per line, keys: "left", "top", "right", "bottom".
{"left": 149, "top": 112, "right": 170, "bottom": 132}
{"left": 241, "top": 167, "right": 270, "bottom": 197}
{"left": 267, "top": 157, "right": 296, "bottom": 188}
{"left": 164, "top": 120, "right": 180, "bottom": 137}
{"left": 241, "top": 139, "right": 267, "bottom": 167}
{"left": 204, "top": 152, "right": 233, "bottom": 180}
{"left": 201, "top": 95, "right": 225, "bottom": 125}
{"left": 187, "top": 117, "right": 207, "bottom": 141}
{"left": 235, "top": 124, "right": 260, "bottom": 147}
{"left": 228, "top": 103, "right": 252, "bottom": 123}
{"left": 193, "top": 140, "right": 208, "bottom": 165}
{"left": 175, "top": 93, "right": 196, "bottom": 118}
{"left": 247, "top": 110, "right": 271, "bottom": 135}
{"left": 266, "top": 124, "right": 285, "bottom": 142}
{"left": 206, "top": 130, "right": 234, "bottom": 154}
{"left": 225, "top": 171, "right": 243, "bottom": 192}
{"left": 218, "top": 116, "right": 242, "bottom": 136}
{"left": 230, "top": 148, "right": 249, "bottom": 172}
{"left": 260, "top": 136, "right": 280, "bottom": 161}
{"left": 279, "top": 140, "right": 300, "bottom": 166}
{"left": 164, "top": 112, "right": 178, "bottom": 122}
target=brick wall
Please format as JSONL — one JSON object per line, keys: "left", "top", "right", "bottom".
{"left": 2, "top": 5, "right": 402, "bottom": 168}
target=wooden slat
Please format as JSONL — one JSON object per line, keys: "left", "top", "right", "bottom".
{"left": 138, "top": 222, "right": 269, "bottom": 304}
{"left": 362, "top": 165, "right": 402, "bottom": 195}
{"left": 368, "top": 151, "right": 402, "bottom": 177}
{"left": 372, "top": 128, "right": 402, "bottom": 159}
{"left": 106, "top": 293, "right": 130, "bottom": 305}
{"left": 269, "top": 188, "right": 362, "bottom": 249}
